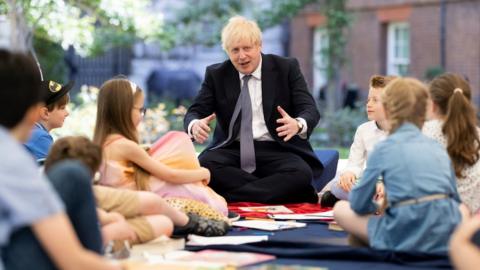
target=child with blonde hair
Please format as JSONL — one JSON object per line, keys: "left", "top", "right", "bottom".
{"left": 423, "top": 73, "right": 480, "bottom": 213}
{"left": 333, "top": 77, "right": 463, "bottom": 254}
{"left": 93, "top": 77, "right": 228, "bottom": 216}
{"left": 321, "top": 75, "right": 395, "bottom": 207}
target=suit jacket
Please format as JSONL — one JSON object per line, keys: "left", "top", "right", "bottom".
{"left": 184, "top": 54, "right": 323, "bottom": 177}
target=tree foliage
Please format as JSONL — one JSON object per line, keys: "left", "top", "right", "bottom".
{"left": 1, "top": 0, "right": 176, "bottom": 82}
{"left": 172, "top": 0, "right": 320, "bottom": 47}
{"left": 2, "top": 0, "right": 174, "bottom": 56}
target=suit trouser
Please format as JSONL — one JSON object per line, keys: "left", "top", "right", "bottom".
{"left": 2, "top": 161, "right": 102, "bottom": 270}
{"left": 200, "top": 141, "right": 319, "bottom": 204}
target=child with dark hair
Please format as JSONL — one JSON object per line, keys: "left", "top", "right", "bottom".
{"left": 0, "top": 49, "right": 119, "bottom": 270}
{"left": 24, "top": 80, "right": 73, "bottom": 163}
{"left": 423, "top": 73, "right": 480, "bottom": 213}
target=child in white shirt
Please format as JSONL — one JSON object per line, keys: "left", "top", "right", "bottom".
{"left": 320, "top": 75, "right": 395, "bottom": 207}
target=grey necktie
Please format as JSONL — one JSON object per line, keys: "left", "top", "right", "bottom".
{"left": 213, "top": 75, "right": 256, "bottom": 173}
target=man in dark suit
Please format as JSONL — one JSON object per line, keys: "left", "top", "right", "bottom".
{"left": 184, "top": 16, "right": 323, "bottom": 204}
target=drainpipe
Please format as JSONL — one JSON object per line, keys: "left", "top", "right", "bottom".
{"left": 440, "top": 0, "right": 447, "bottom": 69}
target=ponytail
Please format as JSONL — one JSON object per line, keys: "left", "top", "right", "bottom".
{"left": 443, "top": 89, "right": 480, "bottom": 177}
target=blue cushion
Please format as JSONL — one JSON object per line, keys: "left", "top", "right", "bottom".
{"left": 312, "top": 149, "right": 339, "bottom": 192}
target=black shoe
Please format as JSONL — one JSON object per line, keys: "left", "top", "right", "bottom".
{"left": 172, "top": 213, "right": 230, "bottom": 237}
{"left": 320, "top": 191, "right": 340, "bottom": 207}
{"left": 227, "top": 211, "right": 241, "bottom": 222}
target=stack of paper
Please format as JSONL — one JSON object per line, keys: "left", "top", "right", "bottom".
{"left": 238, "top": 205, "right": 293, "bottom": 213}
{"left": 232, "top": 220, "right": 306, "bottom": 231}
{"left": 177, "top": 249, "right": 275, "bottom": 267}
{"left": 124, "top": 250, "right": 275, "bottom": 270}
{"left": 186, "top": 235, "right": 269, "bottom": 246}
{"left": 268, "top": 210, "right": 334, "bottom": 222}
{"left": 130, "top": 236, "right": 185, "bottom": 256}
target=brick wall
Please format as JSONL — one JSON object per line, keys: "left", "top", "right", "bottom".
{"left": 344, "top": 9, "right": 384, "bottom": 94}
{"left": 290, "top": 0, "right": 480, "bottom": 103}
{"left": 290, "top": 15, "right": 315, "bottom": 90}
{"left": 444, "top": 0, "right": 480, "bottom": 103}
{"left": 407, "top": 4, "right": 441, "bottom": 80}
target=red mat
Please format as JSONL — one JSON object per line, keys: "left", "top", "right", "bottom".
{"left": 228, "top": 202, "right": 332, "bottom": 218}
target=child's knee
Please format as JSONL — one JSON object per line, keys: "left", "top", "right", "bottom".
{"left": 148, "top": 215, "right": 174, "bottom": 237}
{"left": 138, "top": 192, "right": 165, "bottom": 214}
{"left": 333, "top": 200, "right": 350, "bottom": 221}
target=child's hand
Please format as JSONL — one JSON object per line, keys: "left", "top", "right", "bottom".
{"left": 200, "top": 167, "right": 210, "bottom": 185}
{"left": 102, "top": 212, "right": 125, "bottom": 225}
{"left": 376, "top": 182, "right": 385, "bottom": 200}
{"left": 339, "top": 172, "right": 356, "bottom": 192}
{"left": 451, "top": 215, "right": 480, "bottom": 246}
{"left": 375, "top": 182, "right": 387, "bottom": 215}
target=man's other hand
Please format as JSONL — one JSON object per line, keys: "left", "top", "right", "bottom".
{"left": 276, "top": 106, "right": 299, "bottom": 142}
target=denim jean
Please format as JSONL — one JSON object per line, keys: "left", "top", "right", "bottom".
{"left": 2, "top": 161, "right": 102, "bottom": 270}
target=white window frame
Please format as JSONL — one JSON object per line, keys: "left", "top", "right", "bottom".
{"left": 387, "top": 22, "right": 410, "bottom": 76}
{"left": 0, "top": 15, "right": 11, "bottom": 49}
{"left": 312, "top": 27, "right": 328, "bottom": 99}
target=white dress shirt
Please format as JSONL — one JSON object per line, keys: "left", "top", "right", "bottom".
{"left": 342, "top": 120, "right": 387, "bottom": 178}
{"left": 189, "top": 57, "right": 308, "bottom": 140}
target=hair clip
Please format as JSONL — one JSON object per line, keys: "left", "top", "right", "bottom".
{"left": 129, "top": 81, "right": 137, "bottom": 93}
{"left": 49, "top": 81, "right": 62, "bottom": 92}
{"left": 453, "top": 88, "right": 463, "bottom": 94}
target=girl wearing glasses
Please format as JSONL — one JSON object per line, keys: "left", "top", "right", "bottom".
{"left": 93, "top": 78, "right": 228, "bottom": 217}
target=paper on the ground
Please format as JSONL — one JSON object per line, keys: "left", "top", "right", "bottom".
{"left": 176, "top": 249, "right": 276, "bottom": 267}
{"left": 232, "top": 220, "right": 306, "bottom": 231}
{"left": 130, "top": 235, "right": 185, "bottom": 256}
{"left": 186, "top": 234, "right": 269, "bottom": 246}
{"left": 268, "top": 210, "right": 334, "bottom": 220}
{"left": 238, "top": 205, "right": 293, "bottom": 213}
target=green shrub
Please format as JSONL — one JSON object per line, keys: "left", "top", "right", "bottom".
{"left": 311, "top": 107, "right": 367, "bottom": 148}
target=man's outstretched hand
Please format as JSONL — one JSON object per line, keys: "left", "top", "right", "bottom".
{"left": 192, "top": 114, "right": 216, "bottom": 144}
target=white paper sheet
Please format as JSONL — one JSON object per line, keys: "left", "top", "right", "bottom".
{"left": 232, "top": 220, "right": 306, "bottom": 231}
{"left": 186, "top": 235, "right": 269, "bottom": 246}
{"left": 268, "top": 210, "right": 334, "bottom": 220}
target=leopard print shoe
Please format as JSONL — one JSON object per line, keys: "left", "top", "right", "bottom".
{"left": 165, "top": 197, "right": 229, "bottom": 223}
{"left": 173, "top": 213, "right": 230, "bottom": 237}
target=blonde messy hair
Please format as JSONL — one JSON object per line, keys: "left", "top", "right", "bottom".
{"left": 382, "top": 77, "right": 429, "bottom": 133}
{"left": 221, "top": 16, "right": 262, "bottom": 52}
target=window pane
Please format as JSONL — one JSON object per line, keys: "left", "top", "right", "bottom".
{"left": 388, "top": 23, "right": 410, "bottom": 75}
